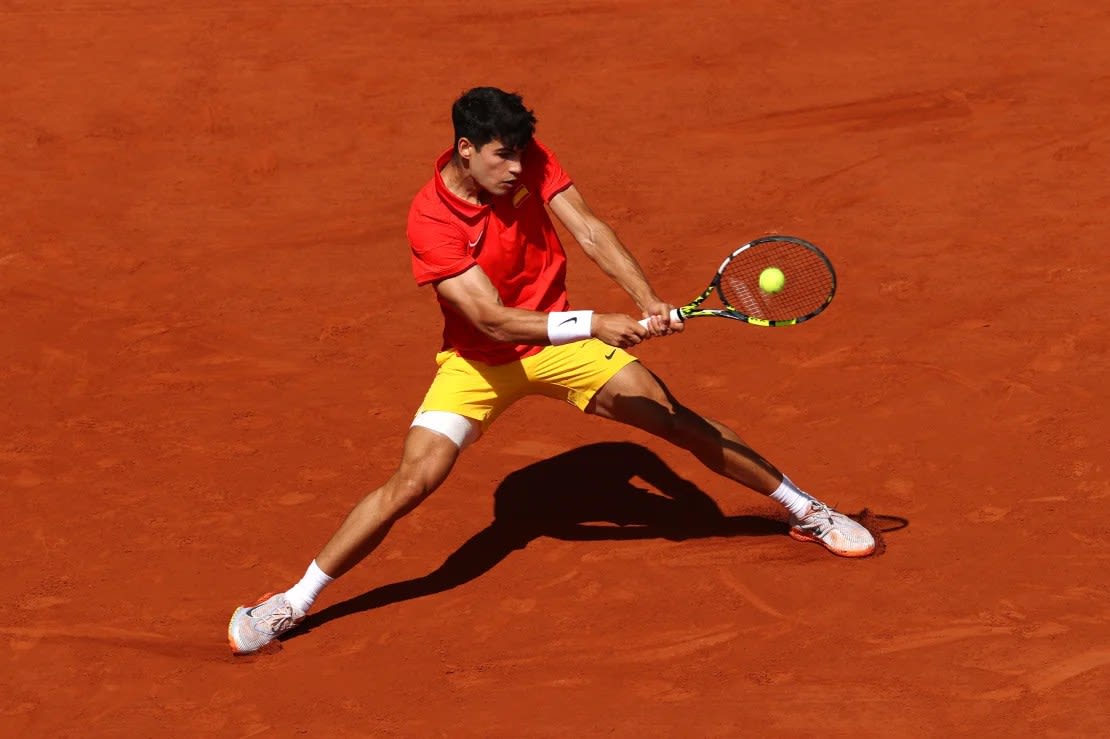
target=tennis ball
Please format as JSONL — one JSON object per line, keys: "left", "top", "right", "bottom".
{"left": 759, "top": 267, "right": 785, "bottom": 294}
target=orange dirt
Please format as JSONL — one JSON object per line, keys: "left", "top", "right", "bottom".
{"left": 3, "top": 2, "right": 1108, "bottom": 736}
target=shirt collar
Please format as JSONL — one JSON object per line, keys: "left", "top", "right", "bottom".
{"left": 433, "top": 147, "right": 489, "bottom": 219}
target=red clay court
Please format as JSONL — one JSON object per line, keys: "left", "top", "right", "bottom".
{"left": 2, "top": 2, "right": 1108, "bottom": 735}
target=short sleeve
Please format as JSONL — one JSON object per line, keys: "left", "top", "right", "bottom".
{"left": 407, "top": 210, "right": 476, "bottom": 286}
{"left": 529, "top": 139, "right": 573, "bottom": 202}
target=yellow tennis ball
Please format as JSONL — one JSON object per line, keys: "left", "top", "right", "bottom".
{"left": 759, "top": 267, "right": 785, "bottom": 293}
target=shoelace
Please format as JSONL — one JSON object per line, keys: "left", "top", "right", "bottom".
{"left": 798, "top": 502, "right": 837, "bottom": 534}
{"left": 254, "top": 602, "right": 299, "bottom": 634}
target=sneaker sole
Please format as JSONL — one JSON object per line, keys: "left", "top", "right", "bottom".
{"left": 789, "top": 528, "right": 875, "bottom": 558}
{"left": 227, "top": 591, "right": 278, "bottom": 655}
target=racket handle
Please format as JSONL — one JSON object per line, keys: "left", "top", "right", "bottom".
{"left": 637, "top": 308, "right": 684, "bottom": 328}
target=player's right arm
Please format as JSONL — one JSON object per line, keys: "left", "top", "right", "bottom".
{"left": 433, "top": 266, "right": 648, "bottom": 348}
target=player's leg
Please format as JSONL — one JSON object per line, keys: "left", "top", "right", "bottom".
{"left": 586, "top": 361, "right": 782, "bottom": 490}
{"left": 227, "top": 421, "right": 474, "bottom": 655}
{"left": 584, "top": 359, "right": 874, "bottom": 557}
{"left": 525, "top": 341, "right": 782, "bottom": 494}
{"left": 314, "top": 422, "right": 470, "bottom": 579}
{"left": 228, "top": 349, "right": 521, "bottom": 654}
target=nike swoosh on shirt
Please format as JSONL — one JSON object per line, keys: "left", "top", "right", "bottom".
{"left": 467, "top": 230, "right": 485, "bottom": 248}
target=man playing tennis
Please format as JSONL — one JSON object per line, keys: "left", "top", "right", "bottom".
{"left": 228, "top": 87, "right": 875, "bottom": 654}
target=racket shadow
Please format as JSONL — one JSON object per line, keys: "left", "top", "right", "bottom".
{"left": 290, "top": 441, "right": 785, "bottom": 638}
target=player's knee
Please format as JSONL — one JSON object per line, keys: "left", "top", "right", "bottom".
{"left": 660, "top": 403, "right": 708, "bottom": 445}
{"left": 630, "top": 399, "right": 686, "bottom": 442}
{"left": 383, "top": 474, "right": 435, "bottom": 518}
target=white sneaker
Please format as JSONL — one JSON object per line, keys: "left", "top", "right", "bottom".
{"left": 789, "top": 502, "right": 876, "bottom": 557}
{"left": 227, "top": 592, "right": 306, "bottom": 654}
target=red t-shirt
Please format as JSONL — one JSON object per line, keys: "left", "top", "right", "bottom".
{"left": 407, "top": 138, "right": 574, "bottom": 365}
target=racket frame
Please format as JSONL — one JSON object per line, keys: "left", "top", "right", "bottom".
{"left": 674, "top": 235, "right": 837, "bottom": 327}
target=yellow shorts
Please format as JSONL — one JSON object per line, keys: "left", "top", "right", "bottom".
{"left": 417, "top": 338, "right": 638, "bottom": 430}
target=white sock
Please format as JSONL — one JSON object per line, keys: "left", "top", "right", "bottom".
{"left": 284, "top": 560, "right": 334, "bottom": 614}
{"left": 768, "top": 475, "right": 817, "bottom": 519}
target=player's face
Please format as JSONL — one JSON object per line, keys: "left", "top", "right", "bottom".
{"left": 461, "top": 138, "right": 523, "bottom": 196}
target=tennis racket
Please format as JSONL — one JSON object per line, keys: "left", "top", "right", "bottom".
{"left": 639, "top": 235, "right": 836, "bottom": 328}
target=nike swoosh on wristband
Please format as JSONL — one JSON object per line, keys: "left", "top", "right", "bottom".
{"left": 558, "top": 317, "right": 578, "bottom": 326}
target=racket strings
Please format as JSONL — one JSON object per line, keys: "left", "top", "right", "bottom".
{"left": 719, "top": 243, "right": 834, "bottom": 321}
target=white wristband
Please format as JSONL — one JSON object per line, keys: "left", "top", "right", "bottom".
{"left": 547, "top": 310, "right": 594, "bottom": 345}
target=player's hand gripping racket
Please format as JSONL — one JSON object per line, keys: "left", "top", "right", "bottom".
{"left": 639, "top": 235, "right": 836, "bottom": 329}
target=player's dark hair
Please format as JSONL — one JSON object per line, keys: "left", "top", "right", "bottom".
{"left": 451, "top": 87, "right": 537, "bottom": 152}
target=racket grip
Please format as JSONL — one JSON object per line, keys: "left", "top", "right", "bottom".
{"left": 637, "top": 308, "right": 684, "bottom": 328}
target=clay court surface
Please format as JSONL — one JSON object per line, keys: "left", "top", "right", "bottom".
{"left": 3, "top": 1, "right": 1109, "bottom": 735}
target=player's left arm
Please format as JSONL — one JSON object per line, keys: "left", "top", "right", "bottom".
{"left": 548, "top": 185, "right": 681, "bottom": 334}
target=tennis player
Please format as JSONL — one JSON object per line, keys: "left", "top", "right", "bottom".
{"left": 228, "top": 87, "right": 874, "bottom": 654}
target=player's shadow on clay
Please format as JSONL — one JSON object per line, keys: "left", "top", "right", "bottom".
{"left": 291, "top": 441, "right": 785, "bottom": 637}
